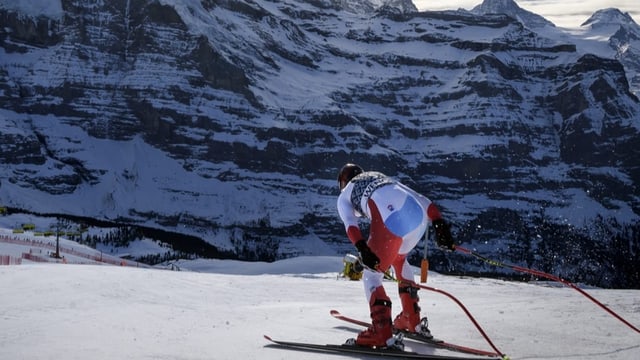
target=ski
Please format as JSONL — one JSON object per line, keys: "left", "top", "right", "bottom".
{"left": 330, "top": 310, "right": 504, "bottom": 358}
{"left": 264, "top": 335, "right": 501, "bottom": 359}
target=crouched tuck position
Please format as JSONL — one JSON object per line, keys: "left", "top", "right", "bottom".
{"left": 337, "top": 163, "right": 455, "bottom": 347}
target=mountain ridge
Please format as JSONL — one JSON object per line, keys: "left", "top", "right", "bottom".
{"left": 471, "top": 0, "right": 554, "bottom": 28}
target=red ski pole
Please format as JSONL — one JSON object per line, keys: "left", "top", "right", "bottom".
{"left": 381, "top": 268, "right": 507, "bottom": 358}
{"left": 415, "top": 282, "right": 506, "bottom": 358}
{"left": 455, "top": 245, "right": 640, "bottom": 334}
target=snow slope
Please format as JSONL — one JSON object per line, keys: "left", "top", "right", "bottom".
{"left": 1, "top": 232, "right": 639, "bottom": 360}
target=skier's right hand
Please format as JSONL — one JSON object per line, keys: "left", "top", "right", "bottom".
{"left": 355, "top": 240, "right": 380, "bottom": 270}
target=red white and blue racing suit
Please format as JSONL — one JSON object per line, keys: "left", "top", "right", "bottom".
{"left": 337, "top": 171, "right": 442, "bottom": 303}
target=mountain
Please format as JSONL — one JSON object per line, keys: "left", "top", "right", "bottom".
{"left": 583, "top": 7, "right": 639, "bottom": 28}
{"left": 340, "top": 0, "right": 417, "bottom": 14}
{"left": 581, "top": 8, "right": 640, "bottom": 96}
{"left": 470, "top": 1, "right": 640, "bottom": 96}
{"left": 470, "top": 0, "right": 554, "bottom": 28}
{"left": 0, "top": 0, "right": 639, "bottom": 288}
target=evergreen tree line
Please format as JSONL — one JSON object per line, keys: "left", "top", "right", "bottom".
{"left": 229, "top": 226, "right": 279, "bottom": 262}
{"left": 78, "top": 226, "right": 145, "bottom": 248}
{"left": 135, "top": 251, "right": 196, "bottom": 265}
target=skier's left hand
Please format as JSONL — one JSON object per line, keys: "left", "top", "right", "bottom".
{"left": 433, "top": 219, "right": 455, "bottom": 251}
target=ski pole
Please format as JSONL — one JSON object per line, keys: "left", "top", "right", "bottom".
{"left": 420, "top": 227, "right": 429, "bottom": 283}
{"left": 456, "top": 245, "right": 640, "bottom": 334}
{"left": 416, "top": 282, "right": 507, "bottom": 358}
{"left": 381, "top": 268, "right": 507, "bottom": 358}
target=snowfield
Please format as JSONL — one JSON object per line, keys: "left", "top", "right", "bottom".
{"left": 1, "top": 231, "right": 639, "bottom": 360}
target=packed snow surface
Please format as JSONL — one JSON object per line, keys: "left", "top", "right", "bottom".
{"left": 1, "top": 229, "right": 639, "bottom": 360}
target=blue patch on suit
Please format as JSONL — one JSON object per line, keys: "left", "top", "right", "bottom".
{"left": 385, "top": 196, "right": 423, "bottom": 237}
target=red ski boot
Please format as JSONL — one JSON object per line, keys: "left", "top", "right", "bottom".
{"left": 393, "top": 283, "right": 432, "bottom": 338}
{"left": 356, "top": 287, "right": 394, "bottom": 347}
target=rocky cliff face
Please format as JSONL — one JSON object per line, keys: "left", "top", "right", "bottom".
{"left": 1, "top": 0, "right": 639, "bottom": 287}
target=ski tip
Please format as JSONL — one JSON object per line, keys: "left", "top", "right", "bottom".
{"left": 329, "top": 309, "right": 340, "bottom": 316}
{"left": 263, "top": 335, "right": 273, "bottom": 342}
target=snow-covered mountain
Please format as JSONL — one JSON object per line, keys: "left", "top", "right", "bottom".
{"left": 583, "top": 7, "right": 639, "bottom": 28}
{"left": 0, "top": 0, "right": 639, "bottom": 287}
{"left": 471, "top": 0, "right": 554, "bottom": 28}
{"left": 340, "top": 0, "right": 417, "bottom": 14}
{"left": 581, "top": 8, "right": 640, "bottom": 97}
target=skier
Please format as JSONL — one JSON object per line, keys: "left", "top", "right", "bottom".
{"left": 336, "top": 163, "right": 455, "bottom": 348}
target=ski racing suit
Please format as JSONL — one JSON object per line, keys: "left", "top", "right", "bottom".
{"left": 337, "top": 171, "right": 443, "bottom": 342}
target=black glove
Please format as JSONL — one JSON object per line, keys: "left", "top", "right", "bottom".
{"left": 355, "top": 240, "right": 380, "bottom": 270}
{"left": 433, "top": 219, "right": 455, "bottom": 251}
